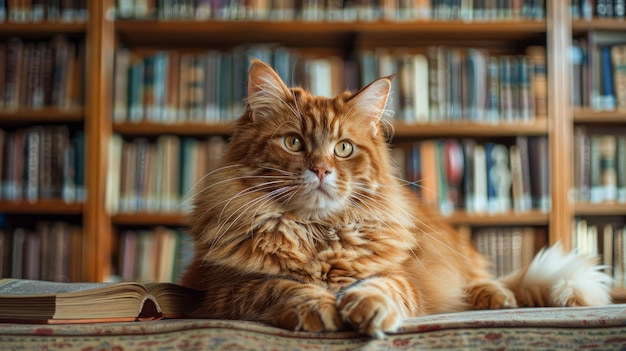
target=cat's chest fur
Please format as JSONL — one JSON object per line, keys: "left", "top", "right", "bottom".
{"left": 249, "top": 214, "right": 411, "bottom": 292}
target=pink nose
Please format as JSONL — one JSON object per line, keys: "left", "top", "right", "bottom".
{"left": 310, "top": 166, "right": 332, "bottom": 181}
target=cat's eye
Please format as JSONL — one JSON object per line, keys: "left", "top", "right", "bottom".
{"left": 334, "top": 140, "right": 354, "bottom": 158}
{"left": 284, "top": 135, "right": 304, "bottom": 152}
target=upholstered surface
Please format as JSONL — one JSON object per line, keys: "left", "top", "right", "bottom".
{"left": 1, "top": 305, "right": 625, "bottom": 350}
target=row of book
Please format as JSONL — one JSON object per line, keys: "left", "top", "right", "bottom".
{"left": 0, "top": 127, "right": 84, "bottom": 204}
{"left": 572, "top": 218, "right": 626, "bottom": 288}
{"left": 106, "top": 134, "right": 226, "bottom": 215}
{"left": 573, "top": 128, "right": 626, "bottom": 204}
{"left": 0, "top": 0, "right": 88, "bottom": 23}
{"left": 0, "top": 221, "right": 83, "bottom": 282}
{"left": 571, "top": 0, "right": 626, "bottom": 19}
{"left": 113, "top": 44, "right": 547, "bottom": 125}
{"left": 116, "top": 0, "right": 545, "bottom": 22}
{"left": 471, "top": 226, "right": 546, "bottom": 278}
{"left": 113, "top": 227, "right": 193, "bottom": 283}
{"left": 570, "top": 31, "right": 626, "bottom": 111}
{"left": 393, "top": 136, "right": 550, "bottom": 215}
{"left": 362, "top": 46, "right": 547, "bottom": 123}
{"left": 0, "top": 36, "right": 85, "bottom": 111}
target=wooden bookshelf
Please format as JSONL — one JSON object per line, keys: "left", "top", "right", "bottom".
{"left": 5, "top": 0, "right": 626, "bottom": 295}
{"left": 570, "top": 12, "right": 626, "bottom": 300}
{"left": 0, "top": 6, "right": 90, "bottom": 279}
{"left": 100, "top": 0, "right": 564, "bottom": 283}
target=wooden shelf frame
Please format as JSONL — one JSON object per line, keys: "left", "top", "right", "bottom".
{"left": 0, "top": 108, "right": 84, "bottom": 123}
{"left": 0, "top": 200, "right": 83, "bottom": 215}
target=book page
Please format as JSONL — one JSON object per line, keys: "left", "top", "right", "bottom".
{"left": 0, "top": 279, "right": 114, "bottom": 297}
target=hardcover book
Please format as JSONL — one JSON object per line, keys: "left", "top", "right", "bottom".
{"left": 0, "top": 279, "right": 202, "bottom": 324}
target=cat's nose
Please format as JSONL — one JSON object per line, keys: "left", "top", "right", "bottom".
{"left": 310, "top": 166, "right": 332, "bottom": 181}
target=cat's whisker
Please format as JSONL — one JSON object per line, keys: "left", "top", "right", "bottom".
{"left": 390, "top": 176, "right": 425, "bottom": 189}
{"left": 210, "top": 187, "right": 297, "bottom": 252}
{"left": 213, "top": 179, "right": 296, "bottom": 221}
{"left": 352, "top": 184, "right": 471, "bottom": 263}
{"left": 379, "top": 116, "right": 395, "bottom": 142}
{"left": 259, "top": 165, "right": 297, "bottom": 176}
{"left": 194, "top": 174, "right": 295, "bottom": 195}
{"left": 210, "top": 180, "right": 295, "bottom": 221}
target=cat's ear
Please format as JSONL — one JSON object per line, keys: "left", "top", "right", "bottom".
{"left": 247, "top": 59, "right": 291, "bottom": 121}
{"left": 348, "top": 77, "right": 391, "bottom": 136}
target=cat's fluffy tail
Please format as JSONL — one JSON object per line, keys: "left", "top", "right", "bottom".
{"left": 499, "top": 243, "right": 613, "bottom": 307}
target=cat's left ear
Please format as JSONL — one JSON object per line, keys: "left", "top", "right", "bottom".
{"left": 247, "top": 59, "right": 292, "bottom": 122}
{"left": 348, "top": 77, "right": 391, "bottom": 136}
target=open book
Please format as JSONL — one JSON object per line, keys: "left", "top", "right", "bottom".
{"left": 0, "top": 279, "right": 203, "bottom": 324}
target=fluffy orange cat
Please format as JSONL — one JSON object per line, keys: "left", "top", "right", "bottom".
{"left": 182, "top": 59, "right": 612, "bottom": 338}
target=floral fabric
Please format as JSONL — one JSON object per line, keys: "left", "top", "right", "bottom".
{"left": 0, "top": 305, "right": 625, "bottom": 350}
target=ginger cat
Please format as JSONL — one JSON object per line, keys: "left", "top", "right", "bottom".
{"left": 182, "top": 59, "right": 611, "bottom": 338}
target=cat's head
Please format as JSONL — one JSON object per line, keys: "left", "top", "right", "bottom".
{"left": 224, "top": 59, "right": 396, "bottom": 221}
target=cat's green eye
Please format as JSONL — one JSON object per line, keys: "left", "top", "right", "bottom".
{"left": 284, "top": 135, "right": 304, "bottom": 152}
{"left": 334, "top": 140, "right": 354, "bottom": 158}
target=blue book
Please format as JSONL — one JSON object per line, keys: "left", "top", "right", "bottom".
{"left": 600, "top": 46, "right": 616, "bottom": 110}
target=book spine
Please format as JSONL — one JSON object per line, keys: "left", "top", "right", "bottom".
{"left": 113, "top": 48, "right": 130, "bottom": 123}
{"left": 526, "top": 46, "right": 547, "bottom": 118}
{"left": 599, "top": 134, "right": 618, "bottom": 202}
{"left": 617, "top": 135, "right": 626, "bottom": 202}
{"left": 600, "top": 46, "right": 617, "bottom": 110}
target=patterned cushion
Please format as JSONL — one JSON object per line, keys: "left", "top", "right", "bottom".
{"left": 1, "top": 305, "right": 625, "bottom": 350}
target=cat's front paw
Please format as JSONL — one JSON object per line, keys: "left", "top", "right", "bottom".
{"left": 337, "top": 289, "right": 402, "bottom": 339}
{"left": 465, "top": 280, "right": 518, "bottom": 310}
{"left": 275, "top": 294, "right": 344, "bottom": 332}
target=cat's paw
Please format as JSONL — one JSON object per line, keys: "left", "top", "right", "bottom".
{"left": 337, "top": 288, "right": 402, "bottom": 339}
{"left": 275, "top": 294, "right": 344, "bottom": 332}
{"left": 465, "top": 280, "right": 518, "bottom": 310}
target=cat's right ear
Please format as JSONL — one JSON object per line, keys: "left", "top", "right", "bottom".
{"left": 348, "top": 77, "right": 392, "bottom": 137}
{"left": 246, "top": 59, "right": 291, "bottom": 121}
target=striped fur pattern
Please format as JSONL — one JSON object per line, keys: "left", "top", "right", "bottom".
{"left": 182, "top": 60, "right": 612, "bottom": 338}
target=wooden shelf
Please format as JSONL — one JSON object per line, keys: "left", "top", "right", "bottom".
{"left": 438, "top": 210, "right": 550, "bottom": 226}
{"left": 0, "top": 22, "right": 87, "bottom": 38}
{"left": 0, "top": 199, "right": 83, "bottom": 215}
{"left": 572, "top": 19, "right": 626, "bottom": 34}
{"left": 393, "top": 120, "right": 549, "bottom": 137}
{"left": 111, "top": 212, "right": 188, "bottom": 226}
{"left": 113, "top": 121, "right": 233, "bottom": 136}
{"left": 0, "top": 108, "right": 84, "bottom": 124}
{"left": 115, "top": 20, "right": 546, "bottom": 48}
{"left": 574, "top": 202, "right": 626, "bottom": 216}
{"left": 573, "top": 109, "right": 626, "bottom": 124}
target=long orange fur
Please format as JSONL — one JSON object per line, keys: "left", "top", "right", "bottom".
{"left": 182, "top": 60, "right": 611, "bottom": 338}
